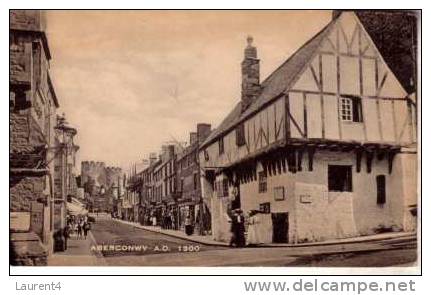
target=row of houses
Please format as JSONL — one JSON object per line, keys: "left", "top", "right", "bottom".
{"left": 10, "top": 11, "right": 80, "bottom": 264}
{"left": 120, "top": 124, "right": 212, "bottom": 234}
{"left": 124, "top": 10, "right": 418, "bottom": 243}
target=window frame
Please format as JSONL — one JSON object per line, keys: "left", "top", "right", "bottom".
{"left": 328, "top": 165, "right": 353, "bottom": 192}
{"left": 258, "top": 171, "right": 267, "bottom": 193}
{"left": 236, "top": 123, "right": 246, "bottom": 147}
{"left": 376, "top": 175, "right": 386, "bottom": 205}
{"left": 340, "top": 95, "right": 363, "bottom": 123}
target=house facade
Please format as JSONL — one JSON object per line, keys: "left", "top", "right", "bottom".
{"left": 9, "top": 10, "right": 78, "bottom": 264}
{"left": 176, "top": 124, "right": 212, "bottom": 234}
{"left": 199, "top": 11, "right": 418, "bottom": 243}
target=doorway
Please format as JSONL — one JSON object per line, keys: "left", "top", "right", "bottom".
{"left": 271, "top": 212, "right": 289, "bottom": 243}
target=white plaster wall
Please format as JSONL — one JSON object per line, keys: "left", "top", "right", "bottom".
{"left": 294, "top": 183, "right": 357, "bottom": 243}
{"left": 237, "top": 150, "right": 409, "bottom": 243}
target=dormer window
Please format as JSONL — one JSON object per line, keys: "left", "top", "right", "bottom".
{"left": 236, "top": 123, "right": 246, "bottom": 146}
{"left": 218, "top": 137, "right": 224, "bottom": 155}
{"left": 204, "top": 149, "right": 209, "bottom": 161}
{"left": 340, "top": 96, "right": 363, "bottom": 122}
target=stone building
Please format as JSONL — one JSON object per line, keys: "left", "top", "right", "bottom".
{"left": 150, "top": 145, "right": 178, "bottom": 225}
{"left": 52, "top": 113, "right": 79, "bottom": 251}
{"left": 10, "top": 10, "right": 60, "bottom": 265}
{"left": 199, "top": 11, "right": 418, "bottom": 243}
{"left": 135, "top": 154, "right": 160, "bottom": 224}
{"left": 176, "top": 124, "right": 212, "bottom": 234}
{"left": 81, "top": 161, "right": 123, "bottom": 213}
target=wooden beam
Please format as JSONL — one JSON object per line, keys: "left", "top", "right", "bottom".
{"left": 286, "top": 109, "right": 306, "bottom": 138}
{"left": 297, "top": 148, "right": 303, "bottom": 172}
{"left": 307, "top": 146, "right": 315, "bottom": 172}
{"left": 273, "top": 103, "right": 277, "bottom": 141}
{"left": 336, "top": 25, "right": 342, "bottom": 140}
{"left": 309, "top": 64, "right": 321, "bottom": 91}
{"left": 358, "top": 28, "right": 368, "bottom": 142}
{"left": 276, "top": 158, "right": 282, "bottom": 174}
{"left": 391, "top": 100, "right": 398, "bottom": 144}
{"left": 288, "top": 89, "right": 410, "bottom": 101}
{"left": 319, "top": 54, "right": 325, "bottom": 139}
{"left": 303, "top": 92, "right": 308, "bottom": 138}
{"left": 355, "top": 149, "right": 362, "bottom": 173}
{"left": 375, "top": 59, "right": 383, "bottom": 141}
{"left": 387, "top": 151, "right": 396, "bottom": 174}
{"left": 366, "top": 151, "right": 373, "bottom": 173}
{"left": 285, "top": 95, "right": 291, "bottom": 140}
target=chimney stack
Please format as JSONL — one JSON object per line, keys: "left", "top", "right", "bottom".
{"left": 197, "top": 123, "right": 212, "bottom": 144}
{"left": 241, "top": 35, "right": 260, "bottom": 112}
{"left": 190, "top": 132, "right": 198, "bottom": 145}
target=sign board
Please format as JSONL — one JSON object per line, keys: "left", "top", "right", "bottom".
{"left": 300, "top": 194, "right": 313, "bottom": 204}
{"left": 274, "top": 186, "right": 285, "bottom": 201}
{"left": 10, "top": 212, "right": 30, "bottom": 232}
{"left": 30, "top": 202, "right": 45, "bottom": 236}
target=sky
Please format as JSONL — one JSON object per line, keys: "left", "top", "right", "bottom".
{"left": 45, "top": 10, "right": 332, "bottom": 170}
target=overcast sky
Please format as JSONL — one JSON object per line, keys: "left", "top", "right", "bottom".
{"left": 46, "top": 10, "right": 331, "bottom": 170}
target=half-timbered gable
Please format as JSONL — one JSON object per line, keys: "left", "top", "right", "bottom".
{"left": 288, "top": 12, "right": 416, "bottom": 145}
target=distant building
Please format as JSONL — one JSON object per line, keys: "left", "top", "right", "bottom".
{"left": 176, "top": 124, "right": 212, "bottom": 234}
{"left": 81, "top": 161, "right": 122, "bottom": 213}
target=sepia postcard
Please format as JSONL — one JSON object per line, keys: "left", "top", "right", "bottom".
{"left": 9, "top": 9, "right": 420, "bottom": 271}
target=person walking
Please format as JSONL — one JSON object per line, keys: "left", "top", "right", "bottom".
{"left": 83, "top": 222, "right": 91, "bottom": 240}
{"left": 231, "top": 209, "right": 245, "bottom": 247}
{"left": 184, "top": 213, "right": 193, "bottom": 236}
{"left": 237, "top": 210, "right": 246, "bottom": 247}
{"left": 246, "top": 210, "right": 261, "bottom": 246}
{"left": 77, "top": 221, "right": 82, "bottom": 239}
{"left": 63, "top": 223, "right": 70, "bottom": 250}
{"left": 229, "top": 209, "right": 237, "bottom": 247}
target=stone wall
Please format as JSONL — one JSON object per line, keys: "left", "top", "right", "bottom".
{"left": 10, "top": 10, "right": 56, "bottom": 264}
{"left": 10, "top": 175, "right": 46, "bottom": 212}
{"left": 10, "top": 10, "right": 46, "bottom": 32}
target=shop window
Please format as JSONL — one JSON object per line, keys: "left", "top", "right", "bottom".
{"left": 376, "top": 175, "right": 386, "bottom": 205}
{"left": 258, "top": 171, "right": 267, "bottom": 193}
{"left": 340, "top": 96, "right": 363, "bottom": 122}
{"left": 236, "top": 123, "right": 246, "bottom": 146}
{"left": 328, "top": 165, "right": 352, "bottom": 192}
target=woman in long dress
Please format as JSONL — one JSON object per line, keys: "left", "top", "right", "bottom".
{"left": 247, "top": 211, "right": 260, "bottom": 245}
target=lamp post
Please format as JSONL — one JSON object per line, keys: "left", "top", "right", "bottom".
{"left": 53, "top": 113, "right": 77, "bottom": 251}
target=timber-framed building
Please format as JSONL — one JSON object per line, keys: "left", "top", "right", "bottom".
{"left": 199, "top": 11, "right": 418, "bottom": 243}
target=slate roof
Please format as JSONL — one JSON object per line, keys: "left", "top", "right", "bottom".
{"left": 200, "top": 16, "right": 338, "bottom": 149}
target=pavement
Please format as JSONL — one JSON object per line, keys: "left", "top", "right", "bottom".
{"left": 114, "top": 218, "right": 416, "bottom": 248}
{"left": 44, "top": 218, "right": 417, "bottom": 267}
{"left": 47, "top": 231, "right": 106, "bottom": 266}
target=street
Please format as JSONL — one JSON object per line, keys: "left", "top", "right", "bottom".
{"left": 76, "top": 218, "right": 418, "bottom": 267}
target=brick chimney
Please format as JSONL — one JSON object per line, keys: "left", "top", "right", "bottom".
{"left": 197, "top": 123, "right": 212, "bottom": 144}
{"left": 190, "top": 132, "right": 198, "bottom": 145}
{"left": 241, "top": 36, "right": 260, "bottom": 112}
